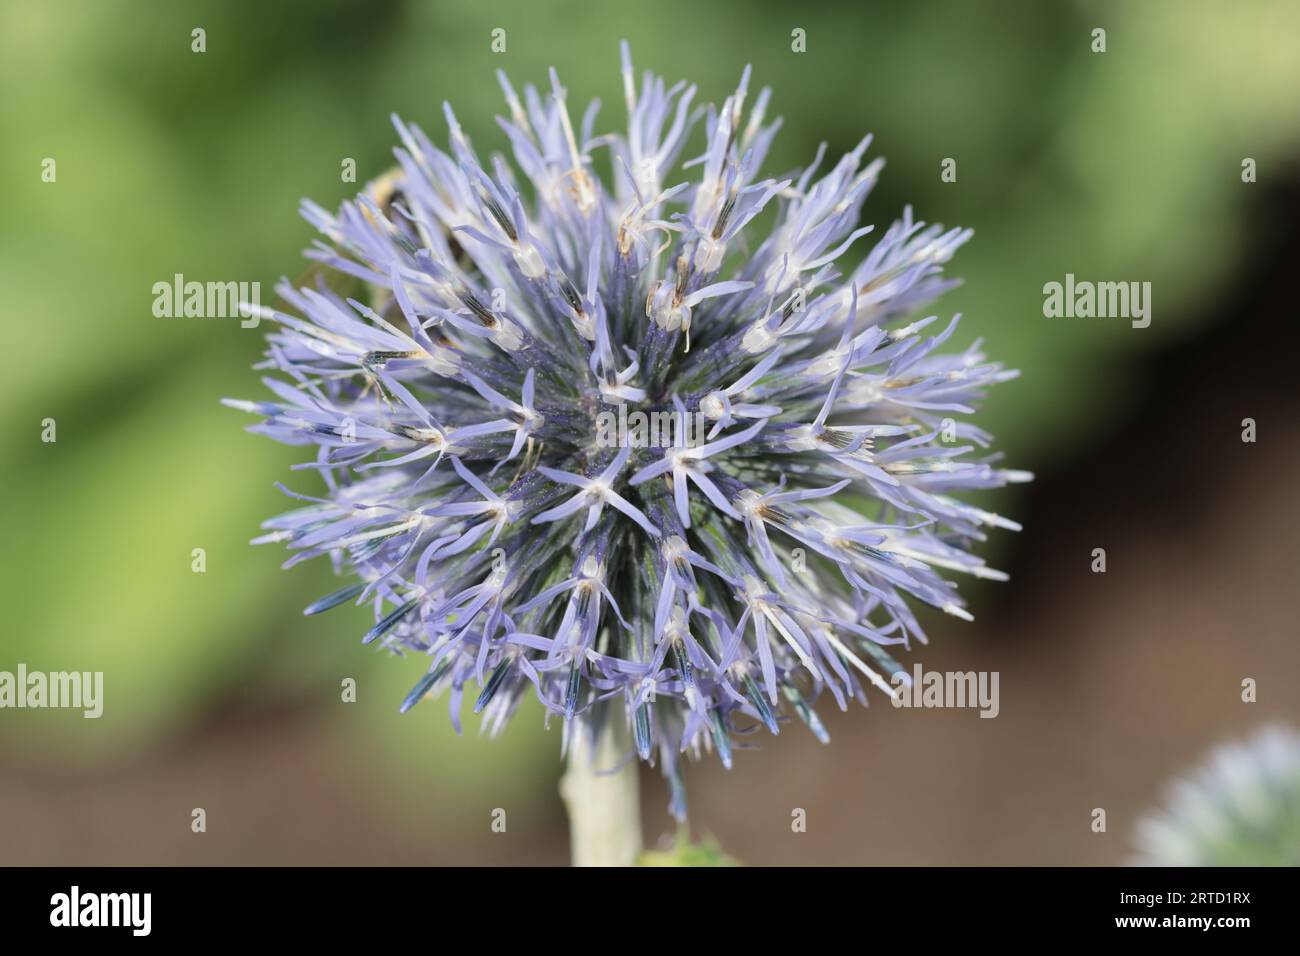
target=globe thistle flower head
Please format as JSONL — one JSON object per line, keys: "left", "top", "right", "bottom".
{"left": 227, "top": 44, "right": 1027, "bottom": 819}
{"left": 1133, "top": 725, "right": 1300, "bottom": 866}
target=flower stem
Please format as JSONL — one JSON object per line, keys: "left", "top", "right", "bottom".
{"left": 559, "top": 718, "right": 643, "bottom": 866}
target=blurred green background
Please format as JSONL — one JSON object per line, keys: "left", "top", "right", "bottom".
{"left": 1, "top": 0, "right": 1298, "bottom": 864}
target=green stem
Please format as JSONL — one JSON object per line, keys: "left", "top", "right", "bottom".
{"left": 559, "top": 718, "right": 642, "bottom": 866}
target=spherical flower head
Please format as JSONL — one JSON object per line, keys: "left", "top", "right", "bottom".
{"left": 1133, "top": 725, "right": 1300, "bottom": 866}
{"left": 227, "top": 43, "right": 1028, "bottom": 820}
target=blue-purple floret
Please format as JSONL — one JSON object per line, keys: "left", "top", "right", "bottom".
{"left": 227, "top": 44, "right": 1028, "bottom": 819}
